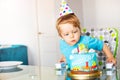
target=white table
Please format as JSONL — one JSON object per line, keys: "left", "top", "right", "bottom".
{"left": 0, "top": 65, "right": 119, "bottom": 80}
{"left": 0, "top": 65, "right": 64, "bottom": 80}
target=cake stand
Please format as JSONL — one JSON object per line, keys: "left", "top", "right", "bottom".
{"left": 68, "top": 70, "right": 102, "bottom": 80}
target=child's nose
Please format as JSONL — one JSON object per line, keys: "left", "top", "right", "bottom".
{"left": 70, "top": 33, "right": 74, "bottom": 38}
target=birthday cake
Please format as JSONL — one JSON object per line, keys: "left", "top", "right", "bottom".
{"left": 70, "top": 52, "right": 98, "bottom": 72}
{"left": 69, "top": 44, "right": 98, "bottom": 73}
{"left": 69, "top": 50, "right": 100, "bottom": 79}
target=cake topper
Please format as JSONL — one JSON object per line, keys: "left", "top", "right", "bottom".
{"left": 72, "top": 44, "right": 88, "bottom": 54}
{"left": 59, "top": 0, "right": 73, "bottom": 17}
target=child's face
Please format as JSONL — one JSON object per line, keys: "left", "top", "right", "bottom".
{"left": 60, "top": 23, "right": 81, "bottom": 46}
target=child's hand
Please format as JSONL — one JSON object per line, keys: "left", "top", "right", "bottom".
{"left": 59, "top": 55, "right": 66, "bottom": 63}
{"left": 59, "top": 59, "right": 66, "bottom": 63}
{"left": 106, "top": 57, "right": 116, "bottom": 65}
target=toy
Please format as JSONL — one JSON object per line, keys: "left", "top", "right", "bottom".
{"left": 55, "top": 62, "right": 66, "bottom": 70}
{"left": 106, "top": 63, "right": 116, "bottom": 75}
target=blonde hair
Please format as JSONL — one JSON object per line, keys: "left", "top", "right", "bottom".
{"left": 56, "top": 13, "right": 81, "bottom": 36}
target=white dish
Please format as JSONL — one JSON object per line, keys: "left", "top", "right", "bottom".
{"left": 0, "top": 61, "right": 23, "bottom": 70}
{"left": 0, "top": 45, "right": 12, "bottom": 48}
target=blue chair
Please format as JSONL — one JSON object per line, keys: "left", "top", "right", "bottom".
{"left": 0, "top": 45, "right": 28, "bottom": 65}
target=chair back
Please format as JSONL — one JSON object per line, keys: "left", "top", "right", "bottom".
{"left": 82, "top": 27, "right": 119, "bottom": 69}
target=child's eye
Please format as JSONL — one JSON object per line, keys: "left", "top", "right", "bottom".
{"left": 65, "top": 33, "right": 69, "bottom": 36}
{"left": 73, "top": 30, "right": 78, "bottom": 33}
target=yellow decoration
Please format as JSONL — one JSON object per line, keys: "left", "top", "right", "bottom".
{"left": 92, "top": 61, "right": 96, "bottom": 66}
{"left": 78, "top": 44, "right": 85, "bottom": 50}
{"left": 72, "top": 66, "right": 80, "bottom": 71}
{"left": 111, "top": 33, "right": 115, "bottom": 37}
{"left": 99, "top": 35, "right": 104, "bottom": 40}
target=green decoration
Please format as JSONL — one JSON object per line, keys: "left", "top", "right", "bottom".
{"left": 98, "top": 61, "right": 103, "bottom": 66}
{"left": 99, "top": 35, "right": 104, "bottom": 40}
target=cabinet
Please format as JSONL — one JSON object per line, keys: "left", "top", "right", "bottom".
{"left": 37, "top": 0, "right": 60, "bottom": 67}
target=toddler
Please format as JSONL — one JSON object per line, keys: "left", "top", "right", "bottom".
{"left": 56, "top": 13, "right": 116, "bottom": 68}
{"left": 56, "top": 0, "right": 116, "bottom": 69}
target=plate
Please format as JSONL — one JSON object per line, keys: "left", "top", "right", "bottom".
{"left": 0, "top": 61, "right": 23, "bottom": 70}
{"left": 0, "top": 45, "right": 12, "bottom": 49}
{"left": 68, "top": 70, "right": 101, "bottom": 80}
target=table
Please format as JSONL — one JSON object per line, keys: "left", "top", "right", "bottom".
{"left": 0, "top": 65, "right": 119, "bottom": 80}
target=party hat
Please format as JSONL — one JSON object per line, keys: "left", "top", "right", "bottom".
{"left": 59, "top": 0, "right": 73, "bottom": 17}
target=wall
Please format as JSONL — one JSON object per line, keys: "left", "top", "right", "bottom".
{"left": 82, "top": 0, "right": 120, "bottom": 27}
{"left": 68, "top": 0, "right": 83, "bottom": 26}
{"left": 0, "top": 0, "right": 39, "bottom": 65}
{"left": 68, "top": 0, "right": 120, "bottom": 27}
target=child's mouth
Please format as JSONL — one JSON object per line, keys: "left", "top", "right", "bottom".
{"left": 71, "top": 40, "right": 76, "bottom": 42}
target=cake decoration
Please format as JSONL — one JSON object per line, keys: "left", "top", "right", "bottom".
{"left": 72, "top": 44, "right": 88, "bottom": 54}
